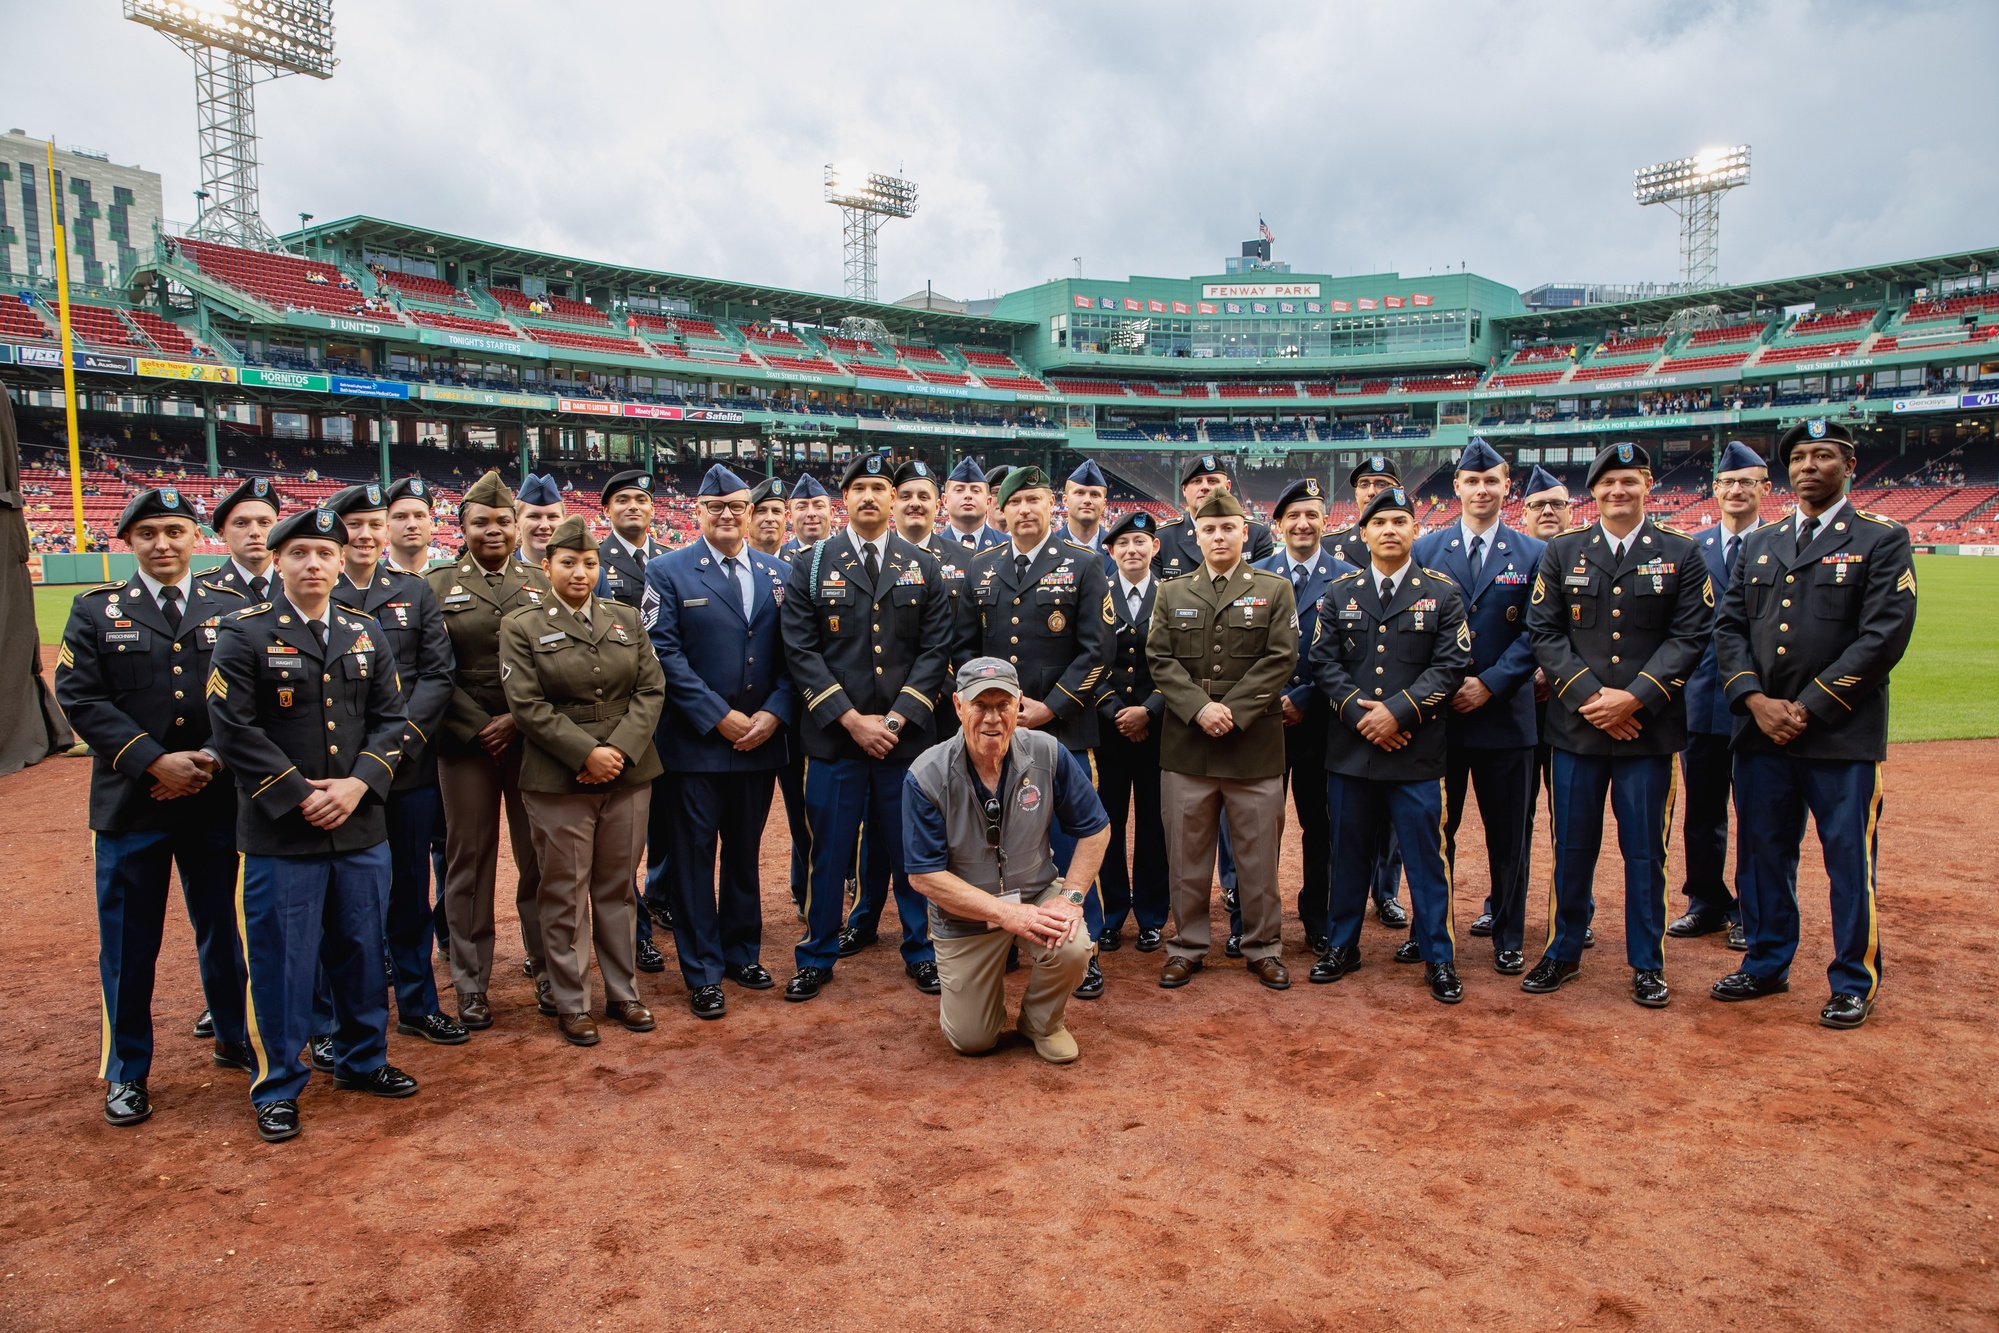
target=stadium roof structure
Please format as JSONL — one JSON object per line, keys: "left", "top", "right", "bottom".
{"left": 1498, "top": 246, "right": 1999, "bottom": 337}
{"left": 279, "top": 215, "right": 1032, "bottom": 340}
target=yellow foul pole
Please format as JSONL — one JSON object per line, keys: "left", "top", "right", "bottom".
{"left": 46, "top": 140, "right": 101, "bottom": 579}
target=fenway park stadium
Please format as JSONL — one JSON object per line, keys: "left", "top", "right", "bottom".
{"left": 6, "top": 136, "right": 1998, "bottom": 576}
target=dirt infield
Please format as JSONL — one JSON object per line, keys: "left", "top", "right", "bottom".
{"left": 3, "top": 725, "right": 1995, "bottom": 1329}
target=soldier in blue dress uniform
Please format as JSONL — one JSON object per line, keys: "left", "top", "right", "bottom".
{"left": 1094, "top": 509, "right": 1171, "bottom": 953}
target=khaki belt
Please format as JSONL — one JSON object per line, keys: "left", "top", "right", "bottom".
{"left": 555, "top": 698, "right": 630, "bottom": 724}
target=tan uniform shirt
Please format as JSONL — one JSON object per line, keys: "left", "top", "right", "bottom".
{"left": 498, "top": 593, "right": 665, "bottom": 793}
{"left": 427, "top": 556, "right": 554, "bottom": 754}
{"left": 1144, "top": 560, "right": 1298, "bottom": 779}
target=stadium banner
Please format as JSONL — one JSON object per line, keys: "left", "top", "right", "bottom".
{"left": 1891, "top": 394, "right": 1959, "bottom": 414}
{"left": 1544, "top": 363, "right": 1745, "bottom": 396}
{"left": 557, "top": 397, "right": 622, "bottom": 417}
{"left": 620, "top": 403, "right": 682, "bottom": 420}
{"left": 1469, "top": 386, "right": 1535, "bottom": 401}
{"left": 418, "top": 385, "right": 554, "bottom": 410}
{"left": 136, "top": 357, "right": 238, "bottom": 384}
{"left": 418, "top": 327, "right": 540, "bottom": 359}
{"left": 1780, "top": 354, "right": 1875, "bottom": 374}
{"left": 1531, "top": 409, "right": 1739, "bottom": 436}
{"left": 241, "top": 367, "right": 331, "bottom": 393}
{"left": 282, "top": 311, "right": 407, "bottom": 340}
{"left": 1200, "top": 283, "right": 1321, "bottom": 299}
{"left": 682, "top": 408, "right": 745, "bottom": 425}
{"left": 328, "top": 375, "right": 410, "bottom": 399}
{"left": 858, "top": 418, "right": 1002, "bottom": 439}
{"left": 1010, "top": 391, "right": 1063, "bottom": 404}
{"left": 0, "top": 344, "right": 12, "bottom": 364}
{"left": 16, "top": 345, "right": 63, "bottom": 368}
{"left": 78, "top": 352, "right": 135, "bottom": 375}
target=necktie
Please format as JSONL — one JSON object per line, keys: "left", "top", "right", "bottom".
{"left": 961, "top": 531, "right": 976, "bottom": 549}
{"left": 249, "top": 574, "right": 268, "bottom": 602}
{"left": 1291, "top": 563, "right": 1307, "bottom": 595}
{"left": 722, "top": 556, "right": 746, "bottom": 618}
{"left": 1015, "top": 553, "right": 1031, "bottom": 584}
{"left": 864, "top": 542, "right": 880, "bottom": 587}
{"left": 1128, "top": 587, "right": 1143, "bottom": 620}
{"left": 1724, "top": 534, "right": 1741, "bottom": 577}
{"left": 160, "top": 585, "right": 183, "bottom": 632}
{"left": 1214, "top": 573, "right": 1230, "bottom": 595}
{"left": 1467, "top": 534, "right": 1485, "bottom": 584}
{"left": 1380, "top": 576, "right": 1394, "bottom": 605}
{"left": 1795, "top": 516, "right": 1817, "bottom": 553}
{"left": 311, "top": 619, "right": 328, "bottom": 649}
{"left": 1609, "top": 539, "right": 1625, "bottom": 564}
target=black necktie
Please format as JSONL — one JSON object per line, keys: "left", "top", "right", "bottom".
{"left": 1128, "top": 586, "right": 1143, "bottom": 619}
{"left": 1380, "top": 576, "right": 1394, "bottom": 605}
{"left": 1291, "top": 563, "right": 1307, "bottom": 594}
{"left": 1724, "top": 534, "right": 1741, "bottom": 576}
{"left": 311, "top": 619, "right": 328, "bottom": 649}
{"left": 864, "top": 543, "right": 880, "bottom": 587}
{"left": 722, "top": 556, "right": 745, "bottom": 615}
{"left": 160, "top": 585, "right": 183, "bottom": 632}
{"left": 1016, "top": 553, "right": 1031, "bottom": 584}
{"left": 1795, "top": 517, "right": 1817, "bottom": 553}
{"left": 961, "top": 531, "right": 976, "bottom": 549}
{"left": 249, "top": 574, "right": 268, "bottom": 602}
{"left": 1467, "top": 534, "right": 1485, "bottom": 584}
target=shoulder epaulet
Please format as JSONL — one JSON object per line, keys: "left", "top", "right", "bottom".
{"left": 1329, "top": 569, "right": 1364, "bottom": 583}
{"left": 1156, "top": 516, "right": 1186, "bottom": 529}
{"left": 1558, "top": 523, "right": 1590, "bottom": 536}
{"left": 1655, "top": 523, "right": 1694, "bottom": 539}
{"left": 203, "top": 581, "right": 248, "bottom": 600}
{"left": 1062, "top": 539, "right": 1097, "bottom": 555}
{"left": 83, "top": 581, "right": 125, "bottom": 596}
{"left": 1421, "top": 567, "right": 1455, "bottom": 584}
{"left": 234, "top": 602, "right": 272, "bottom": 618}
{"left": 343, "top": 607, "right": 379, "bottom": 622}
{"left": 1855, "top": 509, "right": 1899, "bottom": 527}
{"left": 1160, "top": 567, "right": 1201, "bottom": 584}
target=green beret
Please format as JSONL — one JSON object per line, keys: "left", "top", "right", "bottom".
{"left": 995, "top": 466, "right": 1053, "bottom": 508}
{"left": 460, "top": 469, "right": 515, "bottom": 512}
{"left": 1193, "top": 490, "right": 1246, "bottom": 520}
{"left": 545, "top": 515, "right": 595, "bottom": 553}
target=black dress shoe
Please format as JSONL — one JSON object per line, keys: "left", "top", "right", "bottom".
{"left": 1072, "top": 958, "right": 1104, "bottom": 1000}
{"left": 1308, "top": 945, "right": 1361, "bottom": 984}
{"left": 192, "top": 1008, "right": 215, "bottom": 1039}
{"left": 1134, "top": 928, "right": 1164, "bottom": 953}
{"left": 1727, "top": 922, "right": 1747, "bottom": 952}
{"left": 536, "top": 975, "right": 557, "bottom": 1017}
{"left": 1521, "top": 956, "right": 1581, "bottom": 993}
{"left": 212, "top": 1040, "right": 256, "bottom": 1072}
{"left": 1631, "top": 970, "right": 1671, "bottom": 1008}
{"left": 785, "top": 967, "right": 828, "bottom": 1002}
{"left": 1583, "top": 926, "right": 1596, "bottom": 949}
{"left": 906, "top": 961, "right": 942, "bottom": 995}
{"left": 726, "top": 963, "right": 775, "bottom": 990}
{"left": 1710, "top": 971, "right": 1789, "bottom": 1002}
{"left": 1393, "top": 939, "right": 1422, "bottom": 964}
{"left": 306, "top": 1036, "right": 335, "bottom": 1073}
{"left": 1222, "top": 884, "right": 1240, "bottom": 913}
{"left": 836, "top": 927, "right": 877, "bottom": 958}
{"left": 646, "top": 899, "right": 676, "bottom": 930}
{"left": 333, "top": 1063, "right": 420, "bottom": 1098}
{"left": 1668, "top": 908, "right": 1730, "bottom": 938}
{"left": 1426, "top": 962, "right": 1464, "bottom": 1004}
{"left": 255, "top": 1099, "right": 300, "bottom": 1143}
{"left": 1375, "top": 898, "right": 1409, "bottom": 928}
{"left": 397, "top": 1012, "right": 471, "bottom": 1045}
{"left": 1305, "top": 933, "right": 1330, "bottom": 958}
{"left": 1468, "top": 912, "right": 1494, "bottom": 939}
{"left": 635, "top": 937, "right": 667, "bottom": 974}
{"left": 1493, "top": 949, "right": 1525, "bottom": 975}
{"left": 104, "top": 1080, "right": 151, "bottom": 1127}
{"left": 690, "top": 985, "right": 727, "bottom": 1019}
{"left": 1224, "top": 934, "right": 1244, "bottom": 959}
{"left": 1096, "top": 927, "right": 1122, "bottom": 952}
{"left": 1819, "top": 993, "right": 1872, "bottom": 1029}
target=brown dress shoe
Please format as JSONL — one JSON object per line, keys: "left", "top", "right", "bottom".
{"left": 606, "top": 1000, "right": 655, "bottom": 1032}
{"left": 557, "top": 1012, "right": 600, "bottom": 1046}
{"left": 1248, "top": 956, "right": 1291, "bottom": 990}
{"left": 1159, "top": 955, "right": 1203, "bottom": 988}
{"left": 458, "top": 993, "right": 492, "bottom": 1030}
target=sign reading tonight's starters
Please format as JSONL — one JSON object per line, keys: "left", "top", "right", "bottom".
{"left": 1201, "top": 282, "right": 1322, "bottom": 299}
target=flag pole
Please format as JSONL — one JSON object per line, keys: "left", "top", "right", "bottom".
{"left": 46, "top": 140, "right": 99, "bottom": 580}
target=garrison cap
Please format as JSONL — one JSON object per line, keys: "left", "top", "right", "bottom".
{"left": 267, "top": 506, "right": 347, "bottom": 552}
{"left": 1193, "top": 489, "right": 1247, "bottom": 521}
{"left": 115, "top": 486, "right": 196, "bottom": 537}
{"left": 790, "top": 472, "right": 828, "bottom": 501}
{"left": 1715, "top": 439, "right": 1768, "bottom": 476}
{"left": 1586, "top": 440, "right": 1651, "bottom": 488}
{"left": 1066, "top": 458, "right": 1108, "bottom": 489}
{"left": 384, "top": 476, "right": 432, "bottom": 510}
{"left": 1359, "top": 486, "right": 1416, "bottom": 525}
{"left": 840, "top": 452, "right": 893, "bottom": 491}
{"left": 1271, "top": 476, "right": 1328, "bottom": 520}
{"left": 1348, "top": 454, "right": 1400, "bottom": 486}
{"left": 1521, "top": 465, "right": 1568, "bottom": 499}
{"left": 1455, "top": 436, "right": 1507, "bottom": 474}
{"left": 947, "top": 455, "right": 988, "bottom": 485}
{"left": 601, "top": 469, "right": 655, "bottom": 507}
{"left": 211, "top": 475, "right": 280, "bottom": 529}
{"left": 515, "top": 473, "right": 562, "bottom": 507}
{"left": 893, "top": 457, "right": 937, "bottom": 490}
{"left": 955, "top": 656, "right": 1022, "bottom": 701}
{"left": 749, "top": 477, "right": 786, "bottom": 505}
{"left": 1105, "top": 510, "right": 1158, "bottom": 544}
{"left": 1180, "top": 453, "right": 1228, "bottom": 486}
{"left": 698, "top": 463, "right": 752, "bottom": 496}
{"left": 545, "top": 515, "right": 596, "bottom": 553}
{"left": 461, "top": 469, "right": 517, "bottom": 512}
{"left": 325, "top": 482, "right": 387, "bottom": 516}
{"left": 984, "top": 463, "right": 1011, "bottom": 489}
{"left": 1778, "top": 417, "right": 1856, "bottom": 458}
{"left": 996, "top": 466, "right": 1054, "bottom": 508}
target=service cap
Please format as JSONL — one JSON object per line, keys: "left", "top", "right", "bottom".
{"left": 1193, "top": 489, "right": 1247, "bottom": 520}
{"left": 698, "top": 463, "right": 751, "bottom": 496}
{"left": 512, "top": 473, "right": 560, "bottom": 508}
{"left": 1066, "top": 458, "right": 1108, "bottom": 489}
{"left": 545, "top": 515, "right": 595, "bottom": 553}
{"left": 1715, "top": 439, "right": 1767, "bottom": 476}
{"left": 1454, "top": 436, "right": 1507, "bottom": 474}
{"left": 947, "top": 455, "right": 988, "bottom": 485}
{"left": 790, "top": 472, "right": 828, "bottom": 501}
{"left": 1521, "top": 465, "right": 1568, "bottom": 500}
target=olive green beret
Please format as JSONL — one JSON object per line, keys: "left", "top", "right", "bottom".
{"left": 995, "top": 466, "right": 1053, "bottom": 507}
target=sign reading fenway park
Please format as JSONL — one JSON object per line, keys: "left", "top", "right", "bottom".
{"left": 1201, "top": 283, "right": 1322, "bottom": 299}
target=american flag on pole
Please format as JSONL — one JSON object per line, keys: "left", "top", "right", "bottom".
{"left": 1259, "top": 216, "right": 1275, "bottom": 244}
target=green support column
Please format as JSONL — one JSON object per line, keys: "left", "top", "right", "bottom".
{"left": 378, "top": 412, "right": 392, "bottom": 486}
{"left": 202, "top": 389, "right": 219, "bottom": 478}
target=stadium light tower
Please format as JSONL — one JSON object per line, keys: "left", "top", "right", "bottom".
{"left": 824, "top": 164, "right": 918, "bottom": 303}
{"left": 1634, "top": 145, "right": 1750, "bottom": 290}
{"left": 125, "top": 0, "right": 339, "bottom": 247}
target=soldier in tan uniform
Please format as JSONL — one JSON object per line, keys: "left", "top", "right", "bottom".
{"left": 1145, "top": 490, "right": 1299, "bottom": 991}
{"left": 427, "top": 470, "right": 554, "bottom": 1031}
{"left": 500, "top": 516, "right": 666, "bottom": 1046}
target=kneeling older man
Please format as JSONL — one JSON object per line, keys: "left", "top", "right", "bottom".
{"left": 904, "top": 658, "right": 1111, "bottom": 1063}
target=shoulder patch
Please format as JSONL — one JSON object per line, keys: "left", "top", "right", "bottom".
{"left": 234, "top": 602, "right": 272, "bottom": 618}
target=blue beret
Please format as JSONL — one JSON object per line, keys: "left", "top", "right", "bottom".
{"left": 517, "top": 473, "right": 563, "bottom": 507}
{"left": 1105, "top": 509, "right": 1156, "bottom": 543}
{"left": 601, "top": 469, "right": 654, "bottom": 507}
{"left": 947, "top": 455, "right": 987, "bottom": 484}
{"left": 1348, "top": 454, "right": 1400, "bottom": 486}
{"left": 1586, "top": 441, "right": 1650, "bottom": 488}
{"left": 1359, "top": 486, "right": 1416, "bottom": 525}
{"left": 699, "top": 463, "right": 751, "bottom": 496}
{"left": 212, "top": 475, "right": 279, "bottom": 528}
{"left": 1455, "top": 436, "right": 1507, "bottom": 474}
{"left": 1521, "top": 465, "right": 1566, "bottom": 498}
{"left": 1715, "top": 440, "right": 1767, "bottom": 476}
{"left": 790, "top": 472, "right": 828, "bottom": 500}
{"left": 1271, "top": 476, "right": 1327, "bottom": 519}
{"left": 116, "top": 486, "right": 194, "bottom": 536}
{"left": 325, "top": 482, "right": 386, "bottom": 516}
{"left": 1067, "top": 459, "right": 1108, "bottom": 489}
{"left": 268, "top": 506, "right": 347, "bottom": 551}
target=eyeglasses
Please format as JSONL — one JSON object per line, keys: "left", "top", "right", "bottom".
{"left": 699, "top": 500, "right": 750, "bottom": 516}
{"left": 1713, "top": 478, "right": 1764, "bottom": 492}
{"left": 1522, "top": 498, "right": 1572, "bottom": 512}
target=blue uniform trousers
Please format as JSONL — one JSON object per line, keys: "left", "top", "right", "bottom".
{"left": 429, "top": 804, "right": 450, "bottom": 950}
{"left": 242, "top": 843, "right": 391, "bottom": 1106}
{"left": 1732, "top": 755, "right": 1884, "bottom": 1000}
{"left": 638, "top": 772, "right": 676, "bottom": 945}
{"left": 802, "top": 756, "right": 933, "bottom": 971}
{"left": 312, "top": 786, "right": 443, "bottom": 1032}
{"left": 1679, "top": 733, "right": 1741, "bottom": 919}
{"left": 1288, "top": 761, "right": 1332, "bottom": 937}
{"left": 1445, "top": 742, "right": 1536, "bottom": 953}
{"left": 1048, "top": 748, "right": 1105, "bottom": 940}
{"left": 665, "top": 772, "right": 775, "bottom": 989}
{"left": 1096, "top": 738, "right": 1169, "bottom": 934}
{"left": 1547, "top": 750, "right": 1676, "bottom": 970}
{"left": 1326, "top": 774, "right": 1454, "bottom": 963}
{"left": 94, "top": 824, "right": 246, "bottom": 1085}
{"left": 780, "top": 750, "right": 809, "bottom": 910}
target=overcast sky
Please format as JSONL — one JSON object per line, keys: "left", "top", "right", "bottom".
{"left": 8, "top": 1, "right": 1995, "bottom": 301}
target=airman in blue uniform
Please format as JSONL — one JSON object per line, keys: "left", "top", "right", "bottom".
{"left": 937, "top": 455, "right": 1008, "bottom": 555}
{"left": 778, "top": 472, "right": 834, "bottom": 564}
{"left": 1055, "top": 458, "right": 1115, "bottom": 571}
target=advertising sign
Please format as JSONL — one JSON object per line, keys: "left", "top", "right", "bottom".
{"left": 78, "top": 352, "right": 135, "bottom": 374}
{"left": 241, "top": 367, "right": 330, "bottom": 392}
{"left": 328, "top": 375, "right": 410, "bottom": 399}
{"left": 137, "top": 358, "right": 237, "bottom": 383}
{"left": 557, "top": 397, "right": 622, "bottom": 416}
{"left": 419, "top": 385, "right": 554, "bottom": 410}
{"left": 17, "top": 345, "right": 62, "bottom": 367}
{"left": 682, "top": 408, "right": 745, "bottom": 424}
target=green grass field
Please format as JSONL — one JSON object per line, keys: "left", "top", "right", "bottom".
{"left": 30, "top": 553, "right": 1999, "bottom": 742}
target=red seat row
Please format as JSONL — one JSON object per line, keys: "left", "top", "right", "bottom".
{"left": 959, "top": 348, "right": 1022, "bottom": 371}
{"left": 123, "top": 308, "right": 206, "bottom": 358}
{"left": 406, "top": 309, "right": 519, "bottom": 337}
{"left": 1789, "top": 308, "right": 1874, "bottom": 336}
{"left": 525, "top": 327, "right": 647, "bottom": 356}
{"left": 1215, "top": 383, "right": 1297, "bottom": 398}
{"left": 760, "top": 354, "right": 845, "bottom": 376}
{"left": 1686, "top": 324, "right": 1765, "bottom": 347}
{"left": 1656, "top": 351, "right": 1750, "bottom": 373}
{"left": 1487, "top": 369, "right": 1565, "bottom": 389}
{"left": 1755, "top": 339, "right": 1859, "bottom": 365}
{"left": 1598, "top": 335, "right": 1665, "bottom": 356}
{"left": 977, "top": 375, "right": 1052, "bottom": 393}
{"left": 374, "top": 269, "right": 474, "bottom": 307}
{"left": 899, "top": 345, "right": 949, "bottom": 364}
{"left": 176, "top": 238, "right": 370, "bottom": 317}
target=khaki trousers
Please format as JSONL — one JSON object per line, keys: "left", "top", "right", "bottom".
{"left": 1161, "top": 770, "right": 1286, "bottom": 962}
{"left": 438, "top": 745, "right": 544, "bottom": 996}
{"left": 932, "top": 885, "right": 1091, "bottom": 1055}
{"left": 521, "top": 784, "right": 647, "bottom": 1015}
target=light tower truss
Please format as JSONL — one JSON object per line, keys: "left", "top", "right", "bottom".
{"left": 1635, "top": 146, "right": 1751, "bottom": 290}
{"left": 824, "top": 165, "right": 918, "bottom": 303}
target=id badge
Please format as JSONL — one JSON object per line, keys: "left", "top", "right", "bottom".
{"left": 995, "top": 889, "right": 1023, "bottom": 906}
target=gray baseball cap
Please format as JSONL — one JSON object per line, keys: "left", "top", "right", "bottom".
{"left": 956, "top": 657, "right": 1022, "bottom": 700}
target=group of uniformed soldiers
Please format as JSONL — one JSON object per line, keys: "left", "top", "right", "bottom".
{"left": 57, "top": 417, "right": 1914, "bottom": 1137}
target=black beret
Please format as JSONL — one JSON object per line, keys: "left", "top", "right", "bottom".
{"left": 984, "top": 463, "right": 1011, "bottom": 489}
{"left": 1586, "top": 441, "right": 1651, "bottom": 488}
{"left": 840, "top": 452, "right": 894, "bottom": 490}
{"left": 893, "top": 458, "right": 938, "bottom": 489}
{"left": 1777, "top": 418, "right": 1856, "bottom": 458}
{"left": 749, "top": 477, "right": 786, "bottom": 505}
{"left": 115, "top": 486, "right": 198, "bottom": 536}
{"left": 1105, "top": 510, "right": 1158, "bottom": 544}
{"left": 1348, "top": 454, "right": 1400, "bottom": 486}
{"left": 384, "top": 476, "right": 433, "bottom": 510}
{"left": 212, "top": 475, "right": 280, "bottom": 529}
{"left": 325, "top": 482, "right": 387, "bottom": 516}
{"left": 1180, "top": 453, "right": 1228, "bottom": 486}
{"left": 600, "top": 469, "right": 655, "bottom": 507}
{"left": 1271, "top": 476, "right": 1328, "bottom": 519}
{"left": 267, "top": 507, "right": 348, "bottom": 552}
{"left": 1358, "top": 486, "right": 1416, "bottom": 525}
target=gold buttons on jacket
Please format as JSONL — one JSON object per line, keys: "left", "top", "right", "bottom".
{"left": 1612, "top": 585, "right": 1622, "bottom": 595}
{"left": 1610, "top": 655, "right": 1621, "bottom": 664}
{"left": 327, "top": 721, "right": 337, "bottom": 731}
{"left": 172, "top": 665, "right": 183, "bottom": 675}
{"left": 329, "top": 745, "right": 339, "bottom": 754}
{"left": 1779, "top": 623, "right": 1789, "bottom": 632}
{"left": 1785, "top": 575, "right": 1795, "bottom": 584}
{"left": 1376, "top": 644, "right": 1385, "bottom": 652}
{"left": 1612, "top": 632, "right": 1621, "bottom": 641}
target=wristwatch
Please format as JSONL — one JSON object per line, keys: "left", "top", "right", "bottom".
{"left": 883, "top": 716, "right": 903, "bottom": 735}
{"left": 1056, "top": 887, "right": 1086, "bottom": 907}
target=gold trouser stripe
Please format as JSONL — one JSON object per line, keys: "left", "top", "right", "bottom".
{"left": 111, "top": 733, "right": 148, "bottom": 768}
{"left": 234, "top": 855, "right": 271, "bottom": 1090}
{"left": 1081, "top": 748, "right": 1103, "bottom": 957}
{"left": 798, "top": 758, "right": 816, "bottom": 946}
{"left": 95, "top": 832, "right": 113, "bottom": 1080}
{"left": 1545, "top": 757, "right": 1562, "bottom": 952}
{"left": 1861, "top": 762, "right": 1884, "bottom": 1001}
{"left": 1658, "top": 759, "right": 1681, "bottom": 947}
{"left": 1437, "top": 777, "right": 1455, "bottom": 950}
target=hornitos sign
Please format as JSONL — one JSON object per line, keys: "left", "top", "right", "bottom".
{"left": 1200, "top": 283, "right": 1323, "bottom": 300}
